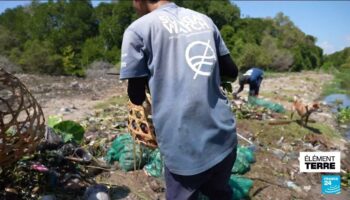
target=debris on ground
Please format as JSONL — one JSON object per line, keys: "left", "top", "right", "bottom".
{"left": 1, "top": 71, "right": 350, "bottom": 199}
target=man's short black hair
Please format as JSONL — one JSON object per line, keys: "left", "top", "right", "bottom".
{"left": 148, "top": 0, "right": 160, "bottom": 3}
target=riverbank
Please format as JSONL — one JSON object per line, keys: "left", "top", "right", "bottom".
{"left": 12, "top": 71, "right": 349, "bottom": 199}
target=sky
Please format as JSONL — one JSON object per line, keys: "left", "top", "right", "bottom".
{"left": 233, "top": 1, "right": 350, "bottom": 55}
{"left": 0, "top": 0, "right": 349, "bottom": 55}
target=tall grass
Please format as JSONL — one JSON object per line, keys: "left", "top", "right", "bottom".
{"left": 322, "top": 68, "right": 350, "bottom": 96}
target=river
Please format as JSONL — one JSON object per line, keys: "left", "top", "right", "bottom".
{"left": 323, "top": 94, "right": 350, "bottom": 140}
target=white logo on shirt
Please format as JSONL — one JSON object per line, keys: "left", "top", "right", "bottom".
{"left": 244, "top": 69, "right": 253, "bottom": 76}
{"left": 159, "top": 14, "right": 210, "bottom": 34}
{"left": 185, "top": 40, "right": 216, "bottom": 79}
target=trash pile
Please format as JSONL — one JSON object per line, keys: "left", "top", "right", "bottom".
{"left": 104, "top": 129, "right": 257, "bottom": 199}
{"left": 0, "top": 116, "right": 95, "bottom": 199}
{"left": 248, "top": 96, "right": 285, "bottom": 113}
{"left": 232, "top": 97, "right": 285, "bottom": 121}
{"left": 106, "top": 133, "right": 163, "bottom": 177}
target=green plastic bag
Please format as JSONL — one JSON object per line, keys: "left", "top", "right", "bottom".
{"left": 248, "top": 96, "right": 285, "bottom": 113}
{"left": 106, "top": 133, "right": 151, "bottom": 171}
{"left": 144, "top": 148, "right": 164, "bottom": 177}
{"left": 106, "top": 133, "right": 132, "bottom": 162}
{"left": 229, "top": 175, "right": 254, "bottom": 199}
{"left": 232, "top": 146, "right": 255, "bottom": 175}
{"left": 232, "top": 155, "right": 250, "bottom": 174}
{"left": 237, "top": 146, "right": 256, "bottom": 164}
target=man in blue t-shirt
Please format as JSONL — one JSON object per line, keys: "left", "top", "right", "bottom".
{"left": 233, "top": 67, "right": 264, "bottom": 97}
{"left": 120, "top": 1, "right": 238, "bottom": 199}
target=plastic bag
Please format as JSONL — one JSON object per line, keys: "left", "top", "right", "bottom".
{"left": 248, "top": 96, "right": 285, "bottom": 113}
{"left": 106, "top": 133, "right": 151, "bottom": 171}
{"left": 232, "top": 146, "right": 256, "bottom": 175}
{"left": 144, "top": 148, "right": 163, "bottom": 177}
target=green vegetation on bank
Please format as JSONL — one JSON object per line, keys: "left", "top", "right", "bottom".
{"left": 338, "top": 107, "right": 350, "bottom": 124}
{"left": 322, "top": 69, "right": 350, "bottom": 96}
{"left": 0, "top": 0, "right": 324, "bottom": 76}
{"left": 321, "top": 47, "right": 350, "bottom": 94}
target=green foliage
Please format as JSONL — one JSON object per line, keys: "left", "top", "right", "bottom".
{"left": 337, "top": 107, "right": 350, "bottom": 124}
{"left": 18, "top": 39, "right": 63, "bottom": 74}
{"left": 81, "top": 37, "right": 105, "bottom": 66}
{"left": 323, "top": 47, "right": 350, "bottom": 69}
{"left": 0, "top": 26, "right": 18, "bottom": 56}
{"left": 62, "top": 45, "right": 83, "bottom": 76}
{"left": 322, "top": 68, "right": 350, "bottom": 95}
{"left": 220, "top": 25, "right": 236, "bottom": 52}
{"left": 0, "top": 0, "right": 331, "bottom": 75}
{"left": 53, "top": 120, "right": 85, "bottom": 143}
{"left": 47, "top": 115, "right": 63, "bottom": 128}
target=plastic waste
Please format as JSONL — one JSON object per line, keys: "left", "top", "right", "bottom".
{"left": 232, "top": 146, "right": 256, "bottom": 174}
{"left": 144, "top": 148, "right": 163, "bottom": 177}
{"left": 106, "top": 133, "right": 151, "bottom": 171}
{"left": 248, "top": 96, "right": 285, "bottom": 113}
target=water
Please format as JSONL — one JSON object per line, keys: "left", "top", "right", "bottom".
{"left": 323, "top": 94, "right": 350, "bottom": 111}
{"left": 323, "top": 94, "right": 350, "bottom": 140}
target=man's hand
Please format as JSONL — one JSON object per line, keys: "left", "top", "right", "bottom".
{"left": 232, "top": 92, "right": 238, "bottom": 99}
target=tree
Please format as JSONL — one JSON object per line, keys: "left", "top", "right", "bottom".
{"left": 0, "top": 26, "right": 19, "bottom": 56}
{"left": 18, "top": 40, "right": 63, "bottom": 74}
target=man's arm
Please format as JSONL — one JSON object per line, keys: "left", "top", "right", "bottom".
{"left": 219, "top": 54, "right": 238, "bottom": 81}
{"left": 234, "top": 83, "right": 244, "bottom": 96}
{"left": 127, "top": 77, "right": 148, "bottom": 105}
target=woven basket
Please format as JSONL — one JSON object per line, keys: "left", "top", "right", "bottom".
{"left": 127, "top": 93, "right": 157, "bottom": 149}
{"left": 0, "top": 68, "right": 45, "bottom": 168}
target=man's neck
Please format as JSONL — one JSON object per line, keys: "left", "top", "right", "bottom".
{"left": 148, "top": 1, "right": 171, "bottom": 12}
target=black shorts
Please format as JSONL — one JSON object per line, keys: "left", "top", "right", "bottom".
{"left": 164, "top": 149, "right": 237, "bottom": 200}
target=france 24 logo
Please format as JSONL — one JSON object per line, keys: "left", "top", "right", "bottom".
{"left": 322, "top": 175, "right": 341, "bottom": 194}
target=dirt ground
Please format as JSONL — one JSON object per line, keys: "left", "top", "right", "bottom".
{"left": 17, "top": 73, "right": 126, "bottom": 121}
{"left": 18, "top": 71, "right": 332, "bottom": 122}
{"left": 14, "top": 71, "right": 349, "bottom": 200}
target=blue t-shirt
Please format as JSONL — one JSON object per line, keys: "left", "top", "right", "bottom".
{"left": 243, "top": 68, "right": 264, "bottom": 83}
{"left": 120, "top": 3, "right": 237, "bottom": 176}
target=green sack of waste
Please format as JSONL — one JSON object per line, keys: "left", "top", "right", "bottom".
{"left": 106, "top": 133, "right": 132, "bottom": 162}
{"left": 144, "top": 148, "right": 164, "bottom": 177}
{"left": 248, "top": 96, "right": 285, "bottom": 113}
{"left": 232, "top": 154, "right": 250, "bottom": 175}
{"left": 229, "top": 175, "right": 254, "bottom": 199}
{"left": 106, "top": 133, "right": 151, "bottom": 171}
{"left": 198, "top": 175, "right": 253, "bottom": 200}
{"left": 232, "top": 146, "right": 256, "bottom": 175}
{"left": 237, "top": 146, "right": 256, "bottom": 164}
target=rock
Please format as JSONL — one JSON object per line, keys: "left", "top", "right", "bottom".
{"left": 113, "top": 121, "right": 127, "bottom": 129}
{"left": 282, "top": 143, "right": 293, "bottom": 152}
{"left": 303, "top": 185, "right": 311, "bottom": 192}
{"left": 70, "top": 81, "right": 80, "bottom": 90}
{"left": 287, "top": 152, "right": 299, "bottom": 160}
{"left": 303, "top": 142, "right": 314, "bottom": 149}
{"left": 340, "top": 124, "right": 348, "bottom": 129}
{"left": 285, "top": 181, "right": 302, "bottom": 193}
{"left": 276, "top": 136, "right": 284, "bottom": 146}
{"left": 60, "top": 107, "right": 71, "bottom": 113}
